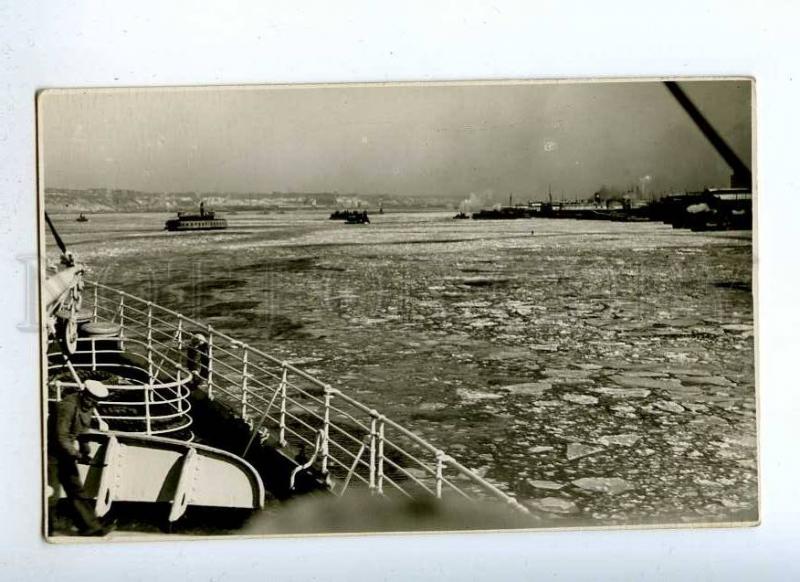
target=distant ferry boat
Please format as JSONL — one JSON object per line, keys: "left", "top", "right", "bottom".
{"left": 165, "top": 202, "right": 228, "bottom": 231}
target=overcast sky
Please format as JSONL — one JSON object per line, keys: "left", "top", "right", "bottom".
{"left": 40, "top": 80, "right": 751, "bottom": 201}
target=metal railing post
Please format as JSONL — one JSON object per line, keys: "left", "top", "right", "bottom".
{"left": 278, "top": 364, "right": 288, "bottom": 447}
{"left": 435, "top": 451, "right": 445, "bottom": 499}
{"left": 176, "top": 317, "right": 184, "bottom": 413}
{"left": 92, "top": 284, "right": 98, "bottom": 322}
{"left": 118, "top": 294, "right": 125, "bottom": 350}
{"left": 368, "top": 413, "right": 377, "bottom": 493}
{"left": 240, "top": 344, "right": 249, "bottom": 419}
{"left": 144, "top": 383, "right": 152, "bottom": 435}
{"left": 91, "top": 338, "right": 97, "bottom": 371}
{"left": 176, "top": 316, "right": 183, "bottom": 356}
{"left": 377, "top": 416, "right": 385, "bottom": 495}
{"left": 146, "top": 302, "right": 154, "bottom": 383}
{"left": 206, "top": 325, "right": 214, "bottom": 400}
{"left": 177, "top": 369, "right": 183, "bottom": 412}
{"left": 321, "top": 386, "right": 332, "bottom": 476}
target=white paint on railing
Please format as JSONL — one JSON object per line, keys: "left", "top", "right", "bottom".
{"left": 322, "top": 386, "right": 332, "bottom": 476}
{"left": 92, "top": 285, "right": 98, "bottom": 321}
{"left": 146, "top": 302, "right": 154, "bottom": 384}
{"left": 118, "top": 294, "right": 125, "bottom": 350}
{"left": 240, "top": 344, "right": 249, "bottom": 420}
{"left": 144, "top": 382, "right": 152, "bottom": 436}
{"left": 435, "top": 450, "right": 445, "bottom": 499}
{"left": 206, "top": 325, "right": 214, "bottom": 401}
{"left": 278, "top": 364, "right": 288, "bottom": 447}
{"left": 377, "top": 416, "right": 385, "bottom": 495}
{"left": 368, "top": 415, "right": 377, "bottom": 492}
{"left": 176, "top": 317, "right": 183, "bottom": 352}
{"left": 177, "top": 369, "right": 183, "bottom": 413}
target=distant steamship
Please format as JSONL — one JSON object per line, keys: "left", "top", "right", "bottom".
{"left": 164, "top": 201, "right": 228, "bottom": 231}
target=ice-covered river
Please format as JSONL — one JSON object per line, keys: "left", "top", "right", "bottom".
{"left": 48, "top": 209, "right": 757, "bottom": 526}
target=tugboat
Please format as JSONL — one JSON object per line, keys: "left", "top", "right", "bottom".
{"left": 76, "top": 213, "right": 88, "bottom": 222}
{"left": 330, "top": 209, "right": 370, "bottom": 224}
{"left": 452, "top": 211, "right": 469, "bottom": 219}
{"left": 345, "top": 210, "right": 370, "bottom": 224}
{"left": 164, "top": 201, "right": 228, "bottom": 231}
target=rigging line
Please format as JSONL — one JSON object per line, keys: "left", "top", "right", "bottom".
{"left": 242, "top": 382, "right": 284, "bottom": 457}
{"left": 44, "top": 211, "right": 68, "bottom": 255}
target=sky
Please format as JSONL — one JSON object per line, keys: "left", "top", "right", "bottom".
{"left": 40, "top": 80, "right": 752, "bottom": 202}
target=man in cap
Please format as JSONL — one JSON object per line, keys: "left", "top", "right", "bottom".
{"left": 52, "top": 379, "right": 112, "bottom": 536}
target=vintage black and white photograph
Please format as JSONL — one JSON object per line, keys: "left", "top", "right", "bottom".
{"left": 39, "top": 79, "right": 756, "bottom": 540}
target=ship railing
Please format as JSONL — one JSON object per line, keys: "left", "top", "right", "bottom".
{"left": 86, "top": 280, "right": 528, "bottom": 513}
{"left": 47, "top": 335, "right": 195, "bottom": 439}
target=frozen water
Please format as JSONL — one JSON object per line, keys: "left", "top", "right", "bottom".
{"left": 48, "top": 209, "right": 756, "bottom": 526}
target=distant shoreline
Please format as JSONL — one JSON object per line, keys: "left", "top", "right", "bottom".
{"left": 45, "top": 207, "right": 455, "bottom": 216}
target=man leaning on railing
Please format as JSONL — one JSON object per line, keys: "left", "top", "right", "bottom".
{"left": 187, "top": 333, "right": 210, "bottom": 389}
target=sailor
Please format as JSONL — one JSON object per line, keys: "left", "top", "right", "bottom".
{"left": 187, "top": 333, "right": 210, "bottom": 386}
{"left": 52, "top": 379, "right": 111, "bottom": 536}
